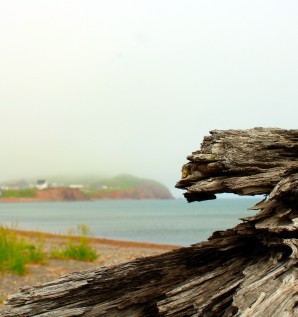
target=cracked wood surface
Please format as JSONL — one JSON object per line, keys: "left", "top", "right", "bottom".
{"left": 176, "top": 128, "right": 298, "bottom": 201}
{"left": 1, "top": 128, "right": 298, "bottom": 317}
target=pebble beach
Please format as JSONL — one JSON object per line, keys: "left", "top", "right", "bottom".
{"left": 0, "top": 230, "right": 179, "bottom": 309}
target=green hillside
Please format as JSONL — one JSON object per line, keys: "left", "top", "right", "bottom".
{"left": 0, "top": 174, "right": 174, "bottom": 200}
{"left": 95, "top": 174, "right": 160, "bottom": 189}
{"left": 86, "top": 174, "right": 174, "bottom": 199}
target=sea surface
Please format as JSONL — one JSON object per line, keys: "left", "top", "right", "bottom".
{"left": 0, "top": 197, "right": 261, "bottom": 246}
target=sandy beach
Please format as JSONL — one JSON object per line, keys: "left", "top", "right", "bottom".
{"left": 0, "top": 230, "right": 179, "bottom": 308}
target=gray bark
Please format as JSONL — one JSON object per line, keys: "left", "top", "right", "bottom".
{"left": 1, "top": 128, "right": 298, "bottom": 317}
{"left": 176, "top": 127, "right": 298, "bottom": 201}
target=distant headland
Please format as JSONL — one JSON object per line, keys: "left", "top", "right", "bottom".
{"left": 0, "top": 174, "right": 174, "bottom": 202}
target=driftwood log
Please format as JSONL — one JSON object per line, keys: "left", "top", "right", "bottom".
{"left": 1, "top": 128, "right": 298, "bottom": 317}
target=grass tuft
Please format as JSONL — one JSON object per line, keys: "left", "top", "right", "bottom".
{"left": 50, "top": 224, "right": 98, "bottom": 262}
{"left": 0, "top": 226, "right": 46, "bottom": 275}
{"left": 0, "top": 224, "right": 98, "bottom": 276}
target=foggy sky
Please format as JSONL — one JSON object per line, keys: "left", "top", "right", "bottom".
{"left": 1, "top": 0, "right": 298, "bottom": 196}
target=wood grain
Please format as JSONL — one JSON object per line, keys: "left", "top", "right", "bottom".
{"left": 2, "top": 128, "right": 297, "bottom": 317}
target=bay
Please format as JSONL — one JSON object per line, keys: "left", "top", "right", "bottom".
{"left": 0, "top": 198, "right": 261, "bottom": 246}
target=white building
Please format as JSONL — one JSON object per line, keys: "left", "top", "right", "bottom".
{"left": 36, "top": 180, "right": 48, "bottom": 190}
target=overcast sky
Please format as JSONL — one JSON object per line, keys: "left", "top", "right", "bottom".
{"left": 1, "top": 0, "right": 297, "bottom": 196}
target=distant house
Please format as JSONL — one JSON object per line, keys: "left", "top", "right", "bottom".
{"left": 1, "top": 183, "right": 21, "bottom": 190}
{"left": 69, "top": 184, "right": 84, "bottom": 189}
{"left": 94, "top": 183, "right": 108, "bottom": 190}
{"left": 16, "top": 180, "right": 29, "bottom": 189}
{"left": 36, "top": 179, "right": 48, "bottom": 190}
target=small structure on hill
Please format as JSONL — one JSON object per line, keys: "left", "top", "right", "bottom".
{"left": 69, "top": 184, "right": 84, "bottom": 189}
{"left": 1, "top": 128, "right": 298, "bottom": 317}
{"left": 36, "top": 179, "right": 48, "bottom": 190}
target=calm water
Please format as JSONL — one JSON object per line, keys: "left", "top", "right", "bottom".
{"left": 0, "top": 198, "right": 260, "bottom": 246}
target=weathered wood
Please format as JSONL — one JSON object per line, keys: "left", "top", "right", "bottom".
{"left": 1, "top": 128, "right": 298, "bottom": 317}
{"left": 177, "top": 128, "right": 298, "bottom": 201}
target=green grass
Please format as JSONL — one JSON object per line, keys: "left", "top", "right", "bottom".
{"left": 50, "top": 224, "right": 98, "bottom": 262}
{"left": 0, "top": 224, "right": 98, "bottom": 275}
{"left": 98, "top": 174, "right": 141, "bottom": 189}
{"left": 1, "top": 189, "right": 36, "bottom": 198}
{"left": 0, "top": 226, "right": 46, "bottom": 275}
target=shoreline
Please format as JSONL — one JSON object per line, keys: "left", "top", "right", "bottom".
{"left": 0, "top": 198, "right": 44, "bottom": 203}
{"left": 0, "top": 197, "right": 176, "bottom": 203}
{"left": 12, "top": 228, "right": 181, "bottom": 251}
{"left": 1, "top": 229, "right": 180, "bottom": 306}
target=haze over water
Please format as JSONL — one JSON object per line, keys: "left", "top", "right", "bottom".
{"left": 1, "top": 1, "right": 298, "bottom": 197}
